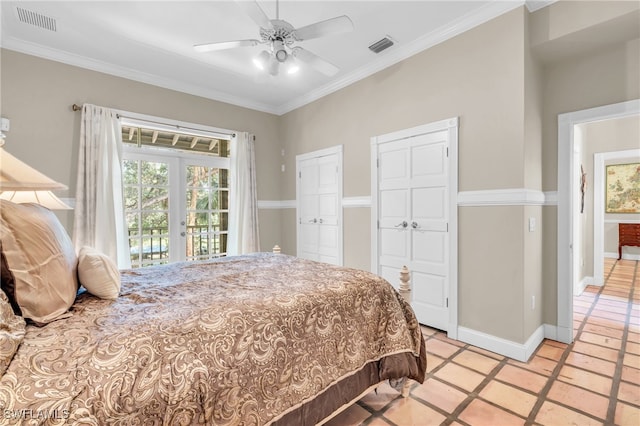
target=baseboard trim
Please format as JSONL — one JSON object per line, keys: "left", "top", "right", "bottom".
{"left": 576, "top": 276, "right": 596, "bottom": 294}
{"left": 605, "top": 251, "right": 640, "bottom": 261}
{"left": 457, "top": 325, "right": 545, "bottom": 362}
{"left": 543, "top": 324, "right": 558, "bottom": 341}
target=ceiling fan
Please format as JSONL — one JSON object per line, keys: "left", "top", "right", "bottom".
{"left": 194, "top": 0, "right": 354, "bottom": 77}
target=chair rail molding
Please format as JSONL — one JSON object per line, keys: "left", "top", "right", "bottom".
{"left": 258, "top": 197, "right": 372, "bottom": 210}
{"left": 257, "top": 200, "right": 296, "bottom": 209}
{"left": 457, "top": 188, "right": 556, "bottom": 206}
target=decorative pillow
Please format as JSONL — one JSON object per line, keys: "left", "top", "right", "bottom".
{"left": 0, "top": 200, "right": 78, "bottom": 325}
{"left": 78, "top": 246, "right": 121, "bottom": 299}
{"left": 0, "top": 242, "right": 19, "bottom": 315}
{"left": 0, "top": 290, "right": 25, "bottom": 376}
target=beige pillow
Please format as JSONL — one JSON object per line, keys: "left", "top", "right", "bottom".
{"left": 0, "top": 290, "right": 25, "bottom": 376}
{"left": 78, "top": 246, "right": 121, "bottom": 299}
{"left": 0, "top": 200, "right": 78, "bottom": 325}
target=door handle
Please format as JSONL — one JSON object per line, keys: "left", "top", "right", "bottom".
{"left": 318, "top": 218, "right": 323, "bottom": 224}
{"left": 411, "top": 221, "right": 419, "bottom": 229}
{"left": 395, "top": 221, "right": 408, "bottom": 228}
{"left": 309, "top": 218, "right": 317, "bottom": 223}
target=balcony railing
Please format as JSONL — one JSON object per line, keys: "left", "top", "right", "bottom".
{"left": 128, "top": 225, "right": 227, "bottom": 265}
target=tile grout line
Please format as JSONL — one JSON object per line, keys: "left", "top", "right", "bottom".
{"left": 402, "top": 332, "right": 509, "bottom": 425}
{"left": 605, "top": 259, "right": 637, "bottom": 423}
{"left": 358, "top": 331, "right": 471, "bottom": 426}
{"left": 416, "top": 334, "right": 474, "bottom": 425}
{"left": 524, "top": 261, "right": 617, "bottom": 425}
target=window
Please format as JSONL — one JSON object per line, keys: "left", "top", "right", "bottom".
{"left": 121, "top": 118, "right": 232, "bottom": 268}
{"left": 123, "top": 158, "right": 170, "bottom": 267}
{"left": 184, "top": 165, "right": 229, "bottom": 262}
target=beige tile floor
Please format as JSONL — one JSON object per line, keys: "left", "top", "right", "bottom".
{"left": 326, "top": 258, "right": 640, "bottom": 425}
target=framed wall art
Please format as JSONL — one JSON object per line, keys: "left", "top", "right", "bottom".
{"left": 605, "top": 162, "right": 640, "bottom": 213}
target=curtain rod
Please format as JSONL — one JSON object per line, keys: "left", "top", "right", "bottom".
{"left": 70, "top": 104, "right": 235, "bottom": 139}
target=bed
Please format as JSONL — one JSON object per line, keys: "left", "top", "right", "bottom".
{"left": 0, "top": 200, "right": 426, "bottom": 425}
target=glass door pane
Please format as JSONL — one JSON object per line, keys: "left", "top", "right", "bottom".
{"left": 124, "top": 159, "right": 170, "bottom": 267}
{"left": 185, "top": 164, "right": 229, "bottom": 261}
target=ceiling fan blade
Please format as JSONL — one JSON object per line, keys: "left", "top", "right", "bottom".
{"left": 194, "top": 39, "right": 260, "bottom": 53}
{"left": 292, "top": 47, "right": 339, "bottom": 76}
{"left": 236, "top": 0, "right": 273, "bottom": 30}
{"left": 293, "top": 15, "right": 353, "bottom": 41}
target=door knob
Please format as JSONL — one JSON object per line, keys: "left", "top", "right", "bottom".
{"left": 411, "top": 221, "right": 419, "bottom": 229}
{"left": 318, "top": 218, "right": 323, "bottom": 224}
{"left": 395, "top": 221, "right": 408, "bottom": 228}
{"left": 309, "top": 218, "right": 317, "bottom": 223}
{"left": 180, "top": 232, "right": 186, "bottom": 237}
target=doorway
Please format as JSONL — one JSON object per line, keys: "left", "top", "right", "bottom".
{"left": 557, "top": 99, "right": 640, "bottom": 344}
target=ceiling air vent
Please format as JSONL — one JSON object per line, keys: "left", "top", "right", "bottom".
{"left": 15, "top": 7, "right": 57, "bottom": 32}
{"left": 368, "top": 37, "right": 394, "bottom": 54}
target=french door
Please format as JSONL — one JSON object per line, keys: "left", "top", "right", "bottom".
{"left": 123, "top": 146, "right": 230, "bottom": 267}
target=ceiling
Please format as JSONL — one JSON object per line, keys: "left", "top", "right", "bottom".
{"left": 1, "top": 1, "right": 547, "bottom": 115}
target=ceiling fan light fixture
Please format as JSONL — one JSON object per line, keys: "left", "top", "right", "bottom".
{"left": 253, "top": 50, "right": 270, "bottom": 70}
{"left": 286, "top": 59, "right": 300, "bottom": 75}
{"left": 267, "top": 56, "right": 279, "bottom": 76}
{"left": 196, "top": 0, "right": 354, "bottom": 78}
{"left": 273, "top": 40, "right": 288, "bottom": 62}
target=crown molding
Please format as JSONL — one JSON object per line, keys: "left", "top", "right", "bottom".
{"left": 1, "top": 37, "right": 278, "bottom": 115}
{"left": 525, "top": 0, "right": 557, "bottom": 13}
{"left": 273, "top": 0, "right": 523, "bottom": 115}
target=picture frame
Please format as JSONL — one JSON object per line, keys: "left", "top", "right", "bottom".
{"left": 605, "top": 162, "right": 640, "bottom": 213}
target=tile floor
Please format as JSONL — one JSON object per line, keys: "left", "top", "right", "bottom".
{"left": 326, "top": 258, "right": 639, "bottom": 425}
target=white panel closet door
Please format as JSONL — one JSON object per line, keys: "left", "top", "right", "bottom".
{"left": 376, "top": 130, "right": 450, "bottom": 330}
{"left": 298, "top": 157, "right": 320, "bottom": 261}
{"left": 296, "top": 147, "right": 343, "bottom": 265}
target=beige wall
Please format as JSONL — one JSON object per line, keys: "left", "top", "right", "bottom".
{"left": 281, "top": 7, "right": 536, "bottom": 343}
{"left": 0, "top": 49, "right": 282, "bottom": 250}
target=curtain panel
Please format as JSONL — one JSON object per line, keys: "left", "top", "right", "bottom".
{"left": 72, "top": 104, "right": 131, "bottom": 269}
{"left": 228, "top": 132, "right": 260, "bottom": 255}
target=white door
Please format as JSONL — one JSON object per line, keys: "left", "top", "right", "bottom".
{"left": 297, "top": 146, "right": 343, "bottom": 265}
{"left": 373, "top": 119, "right": 457, "bottom": 333}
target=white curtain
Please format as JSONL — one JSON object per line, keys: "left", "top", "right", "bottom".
{"left": 72, "top": 104, "right": 131, "bottom": 269}
{"left": 228, "top": 132, "right": 260, "bottom": 255}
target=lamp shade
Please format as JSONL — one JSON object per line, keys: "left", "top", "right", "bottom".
{"left": 0, "top": 143, "right": 71, "bottom": 210}
{"left": 0, "top": 146, "right": 67, "bottom": 191}
{"left": 0, "top": 190, "right": 72, "bottom": 210}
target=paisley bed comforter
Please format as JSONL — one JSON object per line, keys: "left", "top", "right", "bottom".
{"left": 0, "top": 253, "right": 426, "bottom": 425}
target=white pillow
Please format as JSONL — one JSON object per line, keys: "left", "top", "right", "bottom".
{"left": 78, "top": 246, "right": 121, "bottom": 299}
